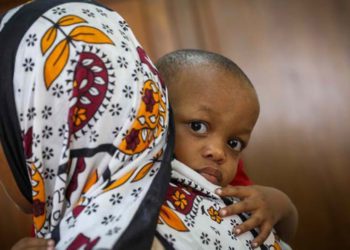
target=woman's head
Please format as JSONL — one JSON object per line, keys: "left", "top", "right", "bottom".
{"left": 0, "top": 1, "right": 171, "bottom": 246}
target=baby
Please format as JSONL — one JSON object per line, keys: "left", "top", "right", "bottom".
{"left": 155, "top": 49, "right": 297, "bottom": 248}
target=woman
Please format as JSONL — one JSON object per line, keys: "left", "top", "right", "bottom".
{"left": 0, "top": 0, "right": 171, "bottom": 248}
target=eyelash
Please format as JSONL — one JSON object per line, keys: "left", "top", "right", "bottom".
{"left": 188, "top": 121, "right": 245, "bottom": 152}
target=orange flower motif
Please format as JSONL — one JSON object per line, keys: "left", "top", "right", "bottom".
{"left": 172, "top": 190, "right": 188, "bottom": 210}
{"left": 73, "top": 107, "right": 87, "bottom": 126}
{"left": 207, "top": 206, "right": 222, "bottom": 224}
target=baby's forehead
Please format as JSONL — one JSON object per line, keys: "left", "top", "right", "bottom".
{"left": 171, "top": 70, "right": 256, "bottom": 102}
{"left": 174, "top": 64, "right": 252, "bottom": 91}
{"left": 171, "top": 67, "right": 259, "bottom": 111}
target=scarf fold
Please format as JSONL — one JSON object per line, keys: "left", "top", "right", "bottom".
{"left": 156, "top": 160, "right": 285, "bottom": 250}
{"left": 0, "top": 1, "right": 171, "bottom": 249}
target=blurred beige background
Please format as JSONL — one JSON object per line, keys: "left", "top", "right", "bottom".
{"left": 1, "top": 0, "right": 349, "bottom": 249}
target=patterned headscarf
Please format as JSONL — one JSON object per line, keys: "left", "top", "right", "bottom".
{"left": 0, "top": 0, "right": 172, "bottom": 249}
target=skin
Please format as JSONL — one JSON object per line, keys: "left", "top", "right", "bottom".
{"left": 167, "top": 64, "right": 298, "bottom": 247}
{"left": 168, "top": 65, "right": 260, "bottom": 187}
{"left": 11, "top": 238, "right": 55, "bottom": 250}
{"left": 217, "top": 185, "right": 298, "bottom": 246}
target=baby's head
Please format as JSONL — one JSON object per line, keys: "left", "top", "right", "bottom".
{"left": 156, "top": 49, "right": 260, "bottom": 186}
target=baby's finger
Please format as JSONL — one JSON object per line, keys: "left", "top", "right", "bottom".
{"left": 12, "top": 238, "right": 54, "bottom": 250}
{"left": 251, "top": 223, "right": 273, "bottom": 248}
{"left": 216, "top": 185, "right": 253, "bottom": 199}
{"left": 219, "top": 199, "right": 255, "bottom": 217}
{"left": 23, "top": 247, "right": 54, "bottom": 250}
{"left": 233, "top": 215, "right": 264, "bottom": 236}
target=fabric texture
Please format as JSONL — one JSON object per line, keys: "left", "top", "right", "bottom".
{"left": 156, "top": 160, "right": 285, "bottom": 250}
{"left": 0, "top": 1, "right": 171, "bottom": 249}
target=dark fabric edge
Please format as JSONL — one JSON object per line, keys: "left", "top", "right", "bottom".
{"left": 154, "top": 231, "right": 176, "bottom": 250}
{"left": 0, "top": 12, "right": 5, "bottom": 24}
{"left": 112, "top": 108, "right": 175, "bottom": 250}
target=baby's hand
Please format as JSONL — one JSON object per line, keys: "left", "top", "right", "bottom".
{"left": 11, "top": 237, "right": 55, "bottom": 250}
{"left": 215, "top": 185, "right": 294, "bottom": 248}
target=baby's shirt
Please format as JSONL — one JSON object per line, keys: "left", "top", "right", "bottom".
{"left": 230, "top": 159, "right": 254, "bottom": 186}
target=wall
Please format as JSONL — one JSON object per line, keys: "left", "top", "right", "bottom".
{"left": 1, "top": 0, "right": 349, "bottom": 249}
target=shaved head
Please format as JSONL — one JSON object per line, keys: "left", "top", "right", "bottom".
{"left": 156, "top": 50, "right": 260, "bottom": 186}
{"left": 156, "top": 49, "right": 253, "bottom": 89}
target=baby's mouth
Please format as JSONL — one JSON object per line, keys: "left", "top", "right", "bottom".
{"left": 197, "top": 167, "right": 223, "bottom": 185}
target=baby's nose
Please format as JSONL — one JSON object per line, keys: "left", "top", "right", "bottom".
{"left": 202, "top": 142, "right": 226, "bottom": 164}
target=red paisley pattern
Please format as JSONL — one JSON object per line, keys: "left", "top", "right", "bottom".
{"left": 71, "top": 52, "right": 109, "bottom": 133}
{"left": 10, "top": 2, "right": 169, "bottom": 248}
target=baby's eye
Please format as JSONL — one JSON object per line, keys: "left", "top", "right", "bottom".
{"left": 227, "top": 138, "right": 243, "bottom": 152}
{"left": 189, "top": 121, "right": 208, "bottom": 134}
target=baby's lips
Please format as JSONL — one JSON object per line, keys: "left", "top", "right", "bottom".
{"left": 197, "top": 166, "right": 223, "bottom": 185}
{"left": 200, "top": 172, "right": 219, "bottom": 184}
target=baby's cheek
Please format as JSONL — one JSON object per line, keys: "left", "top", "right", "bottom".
{"left": 223, "top": 162, "right": 238, "bottom": 185}
{"left": 174, "top": 133, "right": 200, "bottom": 165}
